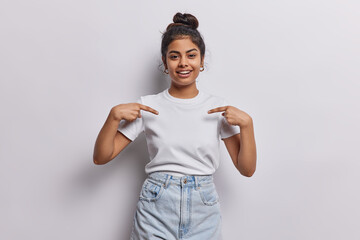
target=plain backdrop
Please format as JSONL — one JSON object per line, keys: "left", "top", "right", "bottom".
{"left": 1, "top": 0, "right": 359, "bottom": 239}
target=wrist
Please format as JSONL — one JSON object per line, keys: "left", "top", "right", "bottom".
{"left": 239, "top": 118, "right": 253, "bottom": 130}
{"left": 109, "top": 109, "right": 123, "bottom": 122}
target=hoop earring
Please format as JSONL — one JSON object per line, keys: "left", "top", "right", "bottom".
{"left": 164, "top": 68, "right": 169, "bottom": 74}
{"left": 200, "top": 66, "right": 204, "bottom": 72}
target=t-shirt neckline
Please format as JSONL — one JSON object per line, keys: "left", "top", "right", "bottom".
{"left": 163, "top": 88, "right": 203, "bottom": 104}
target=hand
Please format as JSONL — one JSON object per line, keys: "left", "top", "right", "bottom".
{"left": 111, "top": 102, "right": 159, "bottom": 122}
{"left": 208, "top": 105, "right": 252, "bottom": 129}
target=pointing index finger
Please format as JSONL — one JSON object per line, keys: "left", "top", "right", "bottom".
{"left": 208, "top": 106, "right": 227, "bottom": 114}
{"left": 139, "top": 104, "right": 159, "bottom": 115}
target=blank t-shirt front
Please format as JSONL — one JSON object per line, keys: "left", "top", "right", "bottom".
{"left": 117, "top": 88, "right": 240, "bottom": 177}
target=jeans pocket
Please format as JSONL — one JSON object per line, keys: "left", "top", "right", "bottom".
{"left": 139, "top": 178, "right": 165, "bottom": 202}
{"left": 198, "top": 182, "right": 219, "bottom": 206}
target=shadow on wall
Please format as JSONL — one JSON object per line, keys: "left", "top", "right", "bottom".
{"left": 135, "top": 57, "right": 170, "bottom": 99}
{"left": 64, "top": 135, "right": 148, "bottom": 239}
{"left": 63, "top": 67, "right": 169, "bottom": 239}
{"left": 115, "top": 67, "right": 169, "bottom": 238}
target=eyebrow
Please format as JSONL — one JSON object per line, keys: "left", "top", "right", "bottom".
{"left": 168, "top": 48, "right": 198, "bottom": 54}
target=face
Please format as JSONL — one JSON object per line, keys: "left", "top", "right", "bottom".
{"left": 162, "top": 37, "right": 204, "bottom": 87}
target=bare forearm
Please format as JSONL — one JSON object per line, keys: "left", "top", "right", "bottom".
{"left": 237, "top": 120, "right": 257, "bottom": 177}
{"left": 93, "top": 111, "right": 120, "bottom": 164}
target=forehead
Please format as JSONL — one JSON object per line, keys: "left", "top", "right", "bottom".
{"left": 167, "top": 38, "right": 199, "bottom": 53}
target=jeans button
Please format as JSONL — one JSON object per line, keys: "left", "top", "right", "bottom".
{"left": 183, "top": 179, "right": 187, "bottom": 184}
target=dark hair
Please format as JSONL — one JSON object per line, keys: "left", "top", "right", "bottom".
{"left": 161, "top": 12, "right": 206, "bottom": 62}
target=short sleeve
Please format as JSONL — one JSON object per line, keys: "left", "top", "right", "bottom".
{"left": 220, "top": 98, "right": 240, "bottom": 140}
{"left": 117, "top": 97, "right": 144, "bottom": 141}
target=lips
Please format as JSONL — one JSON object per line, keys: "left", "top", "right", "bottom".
{"left": 176, "top": 70, "right": 192, "bottom": 78}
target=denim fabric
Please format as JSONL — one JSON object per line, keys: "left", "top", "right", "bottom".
{"left": 130, "top": 171, "right": 222, "bottom": 240}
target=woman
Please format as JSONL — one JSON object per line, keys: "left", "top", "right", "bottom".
{"left": 93, "top": 12, "right": 257, "bottom": 240}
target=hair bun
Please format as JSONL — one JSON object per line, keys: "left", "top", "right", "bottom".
{"left": 172, "top": 12, "right": 199, "bottom": 29}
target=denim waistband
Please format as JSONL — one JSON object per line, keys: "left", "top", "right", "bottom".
{"left": 147, "top": 171, "right": 214, "bottom": 189}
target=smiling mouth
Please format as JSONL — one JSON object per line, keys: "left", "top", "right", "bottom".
{"left": 176, "top": 70, "right": 192, "bottom": 78}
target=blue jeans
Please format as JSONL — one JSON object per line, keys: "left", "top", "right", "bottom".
{"left": 130, "top": 171, "right": 222, "bottom": 240}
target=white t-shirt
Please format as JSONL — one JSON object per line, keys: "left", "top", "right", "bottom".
{"left": 117, "top": 88, "right": 240, "bottom": 177}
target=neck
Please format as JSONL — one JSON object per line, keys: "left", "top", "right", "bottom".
{"left": 168, "top": 83, "right": 199, "bottom": 99}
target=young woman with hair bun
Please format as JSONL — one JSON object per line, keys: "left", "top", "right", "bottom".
{"left": 93, "top": 12, "right": 257, "bottom": 239}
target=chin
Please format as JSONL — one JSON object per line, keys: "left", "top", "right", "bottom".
{"left": 171, "top": 79, "right": 196, "bottom": 86}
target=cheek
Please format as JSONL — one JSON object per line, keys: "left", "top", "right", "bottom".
{"left": 193, "top": 66, "right": 201, "bottom": 72}
{"left": 168, "top": 62, "right": 178, "bottom": 71}
{"left": 192, "top": 60, "right": 202, "bottom": 68}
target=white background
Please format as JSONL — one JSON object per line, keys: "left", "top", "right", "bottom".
{"left": 1, "top": 0, "right": 359, "bottom": 239}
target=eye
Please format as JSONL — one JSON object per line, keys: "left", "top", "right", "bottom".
{"left": 169, "top": 55, "right": 178, "bottom": 59}
{"left": 189, "top": 54, "right": 196, "bottom": 58}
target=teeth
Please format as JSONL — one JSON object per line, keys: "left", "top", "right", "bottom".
{"left": 178, "top": 71, "right": 190, "bottom": 74}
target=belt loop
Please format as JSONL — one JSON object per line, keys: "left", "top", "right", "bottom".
{"left": 163, "top": 174, "right": 170, "bottom": 189}
{"left": 194, "top": 176, "right": 199, "bottom": 190}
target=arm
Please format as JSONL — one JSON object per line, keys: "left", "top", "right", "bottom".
{"left": 93, "top": 102, "right": 158, "bottom": 165}
{"left": 209, "top": 105, "right": 257, "bottom": 177}
{"left": 93, "top": 109, "right": 131, "bottom": 165}
{"left": 223, "top": 120, "right": 256, "bottom": 177}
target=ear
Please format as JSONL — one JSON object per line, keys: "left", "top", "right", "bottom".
{"left": 162, "top": 56, "right": 167, "bottom": 68}
{"left": 201, "top": 55, "right": 205, "bottom": 66}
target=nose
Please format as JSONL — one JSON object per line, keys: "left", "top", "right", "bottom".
{"left": 179, "top": 57, "right": 188, "bottom": 67}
